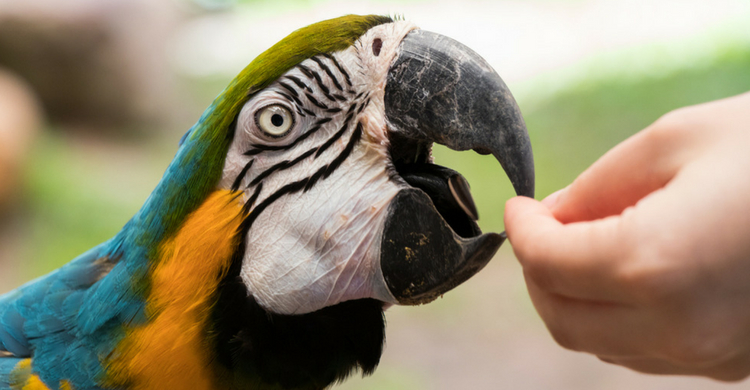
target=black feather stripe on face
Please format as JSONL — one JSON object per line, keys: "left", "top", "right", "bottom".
{"left": 297, "top": 63, "right": 334, "bottom": 102}
{"left": 231, "top": 159, "right": 254, "bottom": 191}
{"left": 321, "top": 53, "right": 352, "bottom": 88}
{"left": 276, "top": 90, "right": 305, "bottom": 108}
{"left": 310, "top": 57, "right": 344, "bottom": 92}
{"left": 237, "top": 121, "right": 363, "bottom": 234}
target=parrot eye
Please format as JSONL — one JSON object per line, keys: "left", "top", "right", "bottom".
{"left": 256, "top": 105, "right": 295, "bottom": 137}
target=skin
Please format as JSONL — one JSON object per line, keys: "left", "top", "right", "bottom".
{"left": 505, "top": 91, "right": 750, "bottom": 381}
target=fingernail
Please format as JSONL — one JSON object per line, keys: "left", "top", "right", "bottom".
{"left": 542, "top": 188, "right": 565, "bottom": 208}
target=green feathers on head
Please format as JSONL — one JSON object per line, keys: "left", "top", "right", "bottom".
{"left": 192, "top": 14, "right": 394, "bottom": 146}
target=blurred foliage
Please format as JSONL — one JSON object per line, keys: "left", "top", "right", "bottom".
{"left": 10, "top": 41, "right": 750, "bottom": 287}
{"left": 17, "top": 132, "right": 173, "bottom": 281}
{"left": 190, "top": 0, "right": 412, "bottom": 13}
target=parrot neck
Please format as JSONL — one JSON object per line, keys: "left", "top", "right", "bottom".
{"left": 209, "top": 237, "right": 387, "bottom": 390}
{"left": 122, "top": 116, "right": 235, "bottom": 265}
{"left": 105, "top": 190, "right": 244, "bottom": 390}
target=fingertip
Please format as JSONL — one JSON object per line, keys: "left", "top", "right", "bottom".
{"left": 505, "top": 196, "right": 557, "bottom": 243}
{"left": 506, "top": 195, "right": 545, "bottom": 209}
{"left": 505, "top": 196, "right": 549, "bottom": 228}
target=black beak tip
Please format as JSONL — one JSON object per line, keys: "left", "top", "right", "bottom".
{"left": 510, "top": 161, "right": 536, "bottom": 199}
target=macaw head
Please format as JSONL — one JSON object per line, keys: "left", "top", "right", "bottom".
{"left": 167, "top": 14, "right": 533, "bottom": 390}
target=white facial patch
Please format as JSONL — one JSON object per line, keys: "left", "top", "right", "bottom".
{"left": 241, "top": 148, "right": 399, "bottom": 314}
{"left": 219, "top": 20, "right": 418, "bottom": 315}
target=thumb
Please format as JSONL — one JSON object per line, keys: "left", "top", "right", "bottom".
{"left": 550, "top": 123, "right": 686, "bottom": 223}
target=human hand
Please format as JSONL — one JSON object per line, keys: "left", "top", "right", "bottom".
{"left": 505, "top": 92, "right": 750, "bottom": 381}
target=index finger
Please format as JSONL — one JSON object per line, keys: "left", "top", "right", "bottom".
{"left": 505, "top": 196, "right": 634, "bottom": 303}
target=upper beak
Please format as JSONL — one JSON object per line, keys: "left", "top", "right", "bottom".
{"left": 379, "top": 29, "right": 535, "bottom": 305}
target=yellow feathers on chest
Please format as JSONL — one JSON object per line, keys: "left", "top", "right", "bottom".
{"left": 105, "top": 190, "right": 243, "bottom": 390}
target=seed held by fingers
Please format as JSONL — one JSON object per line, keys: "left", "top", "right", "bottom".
{"left": 449, "top": 173, "right": 479, "bottom": 221}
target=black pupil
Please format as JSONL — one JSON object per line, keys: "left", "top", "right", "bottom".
{"left": 271, "top": 114, "right": 284, "bottom": 127}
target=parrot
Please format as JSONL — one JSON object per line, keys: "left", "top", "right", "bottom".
{"left": 0, "top": 14, "right": 534, "bottom": 390}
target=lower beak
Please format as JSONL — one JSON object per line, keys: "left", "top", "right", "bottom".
{"left": 380, "top": 29, "right": 535, "bottom": 305}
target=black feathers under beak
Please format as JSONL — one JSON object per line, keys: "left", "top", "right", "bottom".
{"left": 381, "top": 29, "right": 535, "bottom": 305}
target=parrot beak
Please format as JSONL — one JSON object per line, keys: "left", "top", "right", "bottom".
{"left": 380, "top": 29, "right": 535, "bottom": 305}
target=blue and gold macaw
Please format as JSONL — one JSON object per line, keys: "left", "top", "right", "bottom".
{"left": 0, "top": 15, "right": 533, "bottom": 390}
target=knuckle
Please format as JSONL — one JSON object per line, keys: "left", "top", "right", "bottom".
{"left": 641, "top": 107, "right": 700, "bottom": 148}
{"left": 615, "top": 236, "right": 697, "bottom": 306}
{"left": 648, "top": 101, "right": 721, "bottom": 139}
{"left": 651, "top": 106, "right": 697, "bottom": 134}
{"left": 615, "top": 261, "right": 677, "bottom": 306}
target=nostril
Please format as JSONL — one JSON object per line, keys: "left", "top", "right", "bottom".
{"left": 372, "top": 38, "right": 383, "bottom": 56}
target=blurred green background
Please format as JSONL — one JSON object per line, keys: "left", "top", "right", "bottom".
{"left": 1, "top": 0, "right": 750, "bottom": 389}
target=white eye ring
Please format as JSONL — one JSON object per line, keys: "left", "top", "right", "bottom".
{"left": 256, "top": 105, "right": 294, "bottom": 137}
